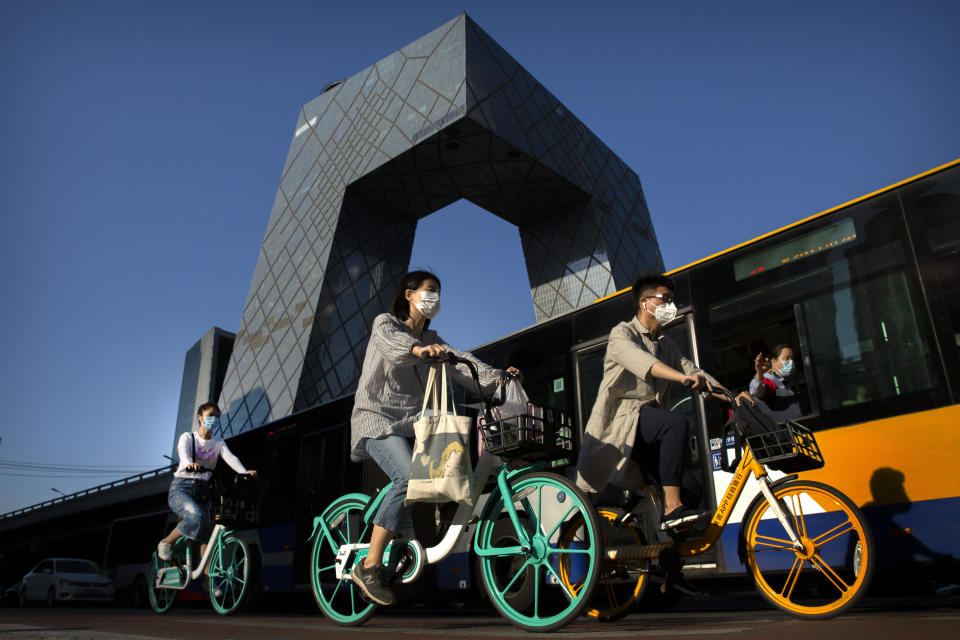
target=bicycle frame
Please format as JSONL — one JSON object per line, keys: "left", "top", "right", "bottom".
{"left": 311, "top": 448, "right": 551, "bottom": 583}
{"left": 605, "top": 444, "right": 803, "bottom": 562}
{"left": 155, "top": 523, "right": 229, "bottom": 589}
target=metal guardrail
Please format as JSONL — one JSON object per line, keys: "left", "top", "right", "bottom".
{"left": 0, "top": 465, "right": 175, "bottom": 521}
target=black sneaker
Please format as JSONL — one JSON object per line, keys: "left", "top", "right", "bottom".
{"left": 660, "top": 506, "right": 710, "bottom": 530}
{"left": 350, "top": 561, "right": 395, "bottom": 606}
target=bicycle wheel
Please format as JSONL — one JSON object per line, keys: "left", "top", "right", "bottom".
{"left": 310, "top": 495, "right": 377, "bottom": 626}
{"left": 209, "top": 535, "right": 251, "bottom": 615}
{"left": 742, "top": 480, "right": 874, "bottom": 619}
{"left": 476, "top": 472, "right": 601, "bottom": 632}
{"left": 562, "top": 507, "right": 649, "bottom": 622}
{"left": 147, "top": 553, "right": 177, "bottom": 614}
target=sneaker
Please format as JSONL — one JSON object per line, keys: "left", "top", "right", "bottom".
{"left": 660, "top": 506, "right": 710, "bottom": 530}
{"left": 350, "top": 561, "right": 395, "bottom": 606}
{"left": 157, "top": 541, "right": 172, "bottom": 561}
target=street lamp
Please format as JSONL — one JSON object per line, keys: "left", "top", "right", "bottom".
{"left": 51, "top": 488, "right": 66, "bottom": 497}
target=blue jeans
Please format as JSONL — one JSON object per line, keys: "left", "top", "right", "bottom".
{"left": 364, "top": 435, "right": 414, "bottom": 534}
{"left": 168, "top": 477, "right": 212, "bottom": 541}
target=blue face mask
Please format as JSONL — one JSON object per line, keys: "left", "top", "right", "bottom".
{"left": 202, "top": 416, "right": 220, "bottom": 430}
{"left": 779, "top": 360, "right": 795, "bottom": 377}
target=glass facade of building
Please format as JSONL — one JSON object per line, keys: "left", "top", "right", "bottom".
{"left": 217, "top": 14, "right": 663, "bottom": 436}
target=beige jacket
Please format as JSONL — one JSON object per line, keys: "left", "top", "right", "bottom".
{"left": 575, "top": 316, "right": 716, "bottom": 494}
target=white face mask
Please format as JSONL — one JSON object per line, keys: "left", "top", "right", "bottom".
{"left": 415, "top": 290, "right": 441, "bottom": 319}
{"left": 645, "top": 300, "right": 678, "bottom": 325}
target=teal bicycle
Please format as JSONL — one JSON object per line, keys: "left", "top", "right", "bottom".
{"left": 148, "top": 476, "right": 258, "bottom": 615}
{"left": 309, "top": 354, "right": 602, "bottom": 632}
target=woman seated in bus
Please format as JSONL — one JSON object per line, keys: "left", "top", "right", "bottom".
{"left": 749, "top": 344, "right": 803, "bottom": 422}
{"left": 349, "top": 269, "right": 520, "bottom": 607}
{"left": 157, "top": 403, "right": 257, "bottom": 564}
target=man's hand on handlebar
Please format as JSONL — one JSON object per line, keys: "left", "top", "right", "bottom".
{"left": 680, "top": 373, "right": 707, "bottom": 391}
{"left": 505, "top": 366, "right": 521, "bottom": 380}
{"left": 734, "top": 391, "right": 756, "bottom": 407}
{"left": 682, "top": 376, "right": 755, "bottom": 406}
{"left": 245, "top": 470, "right": 258, "bottom": 478}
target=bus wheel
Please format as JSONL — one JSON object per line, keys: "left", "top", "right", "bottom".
{"left": 742, "top": 480, "right": 874, "bottom": 619}
{"left": 131, "top": 575, "right": 148, "bottom": 608}
{"left": 310, "top": 495, "right": 377, "bottom": 626}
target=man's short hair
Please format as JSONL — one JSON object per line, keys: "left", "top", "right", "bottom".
{"left": 632, "top": 273, "right": 675, "bottom": 312}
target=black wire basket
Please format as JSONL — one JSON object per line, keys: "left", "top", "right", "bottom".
{"left": 478, "top": 404, "right": 575, "bottom": 461}
{"left": 213, "top": 477, "right": 262, "bottom": 526}
{"left": 745, "top": 420, "right": 825, "bottom": 473}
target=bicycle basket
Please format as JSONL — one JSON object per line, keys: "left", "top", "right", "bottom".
{"left": 745, "top": 420, "right": 824, "bottom": 473}
{"left": 478, "top": 404, "right": 575, "bottom": 461}
{"left": 213, "top": 476, "right": 262, "bottom": 525}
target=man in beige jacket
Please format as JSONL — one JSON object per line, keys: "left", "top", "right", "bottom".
{"left": 576, "top": 273, "right": 739, "bottom": 530}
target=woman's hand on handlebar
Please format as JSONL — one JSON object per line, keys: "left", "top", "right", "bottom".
{"left": 505, "top": 366, "right": 521, "bottom": 380}
{"left": 245, "top": 470, "right": 258, "bottom": 478}
{"left": 413, "top": 344, "right": 446, "bottom": 361}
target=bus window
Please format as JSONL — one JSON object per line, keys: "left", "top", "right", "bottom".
{"left": 573, "top": 343, "right": 606, "bottom": 432}
{"left": 709, "top": 308, "right": 814, "bottom": 420}
{"left": 902, "top": 166, "right": 960, "bottom": 377}
{"left": 699, "top": 197, "right": 948, "bottom": 429}
{"left": 801, "top": 272, "right": 937, "bottom": 412}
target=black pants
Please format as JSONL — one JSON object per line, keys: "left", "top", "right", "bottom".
{"left": 631, "top": 406, "right": 702, "bottom": 506}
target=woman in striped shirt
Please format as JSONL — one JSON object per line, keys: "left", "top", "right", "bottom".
{"left": 349, "top": 270, "right": 520, "bottom": 605}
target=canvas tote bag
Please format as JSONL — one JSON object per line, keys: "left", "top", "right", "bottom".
{"left": 405, "top": 363, "right": 474, "bottom": 506}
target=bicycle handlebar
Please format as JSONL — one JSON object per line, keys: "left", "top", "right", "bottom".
{"left": 683, "top": 378, "right": 737, "bottom": 401}
{"left": 439, "top": 352, "right": 498, "bottom": 422}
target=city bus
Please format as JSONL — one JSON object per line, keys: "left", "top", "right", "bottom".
{"left": 221, "top": 157, "right": 959, "bottom": 599}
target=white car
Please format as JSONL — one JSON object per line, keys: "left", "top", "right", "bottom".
{"left": 19, "top": 558, "right": 115, "bottom": 606}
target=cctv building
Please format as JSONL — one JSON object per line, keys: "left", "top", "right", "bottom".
{"left": 0, "top": 12, "right": 663, "bottom": 595}
{"left": 213, "top": 14, "right": 664, "bottom": 436}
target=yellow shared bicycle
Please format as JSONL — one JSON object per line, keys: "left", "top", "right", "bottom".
{"left": 559, "top": 389, "right": 874, "bottom": 621}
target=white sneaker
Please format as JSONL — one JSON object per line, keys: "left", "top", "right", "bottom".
{"left": 157, "top": 541, "right": 172, "bottom": 561}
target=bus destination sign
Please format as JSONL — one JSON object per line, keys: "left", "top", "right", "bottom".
{"left": 734, "top": 218, "right": 857, "bottom": 281}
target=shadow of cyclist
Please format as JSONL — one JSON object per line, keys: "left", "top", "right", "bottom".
{"left": 859, "top": 467, "right": 958, "bottom": 596}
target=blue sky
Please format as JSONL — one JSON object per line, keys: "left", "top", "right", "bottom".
{"left": 1, "top": 0, "right": 957, "bottom": 513}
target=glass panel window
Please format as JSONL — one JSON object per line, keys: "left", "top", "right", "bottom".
{"left": 699, "top": 194, "right": 947, "bottom": 430}
{"left": 906, "top": 166, "right": 960, "bottom": 357}
{"left": 575, "top": 346, "right": 606, "bottom": 431}
{"left": 802, "top": 271, "right": 937, "bottom": 412}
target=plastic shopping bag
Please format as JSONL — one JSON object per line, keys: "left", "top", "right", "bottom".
{"left": 496, "top": 376, "right": 529, "bottom": 423}
{"left": 406, "top": 364, "right": 474, "bottom": 507}
{"left": 491, "top": 376, "right": 542, "bottom": 446}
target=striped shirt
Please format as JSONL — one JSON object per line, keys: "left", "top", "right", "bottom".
{"left": 350, "top": 313, "right": 503, "bottom": 460}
